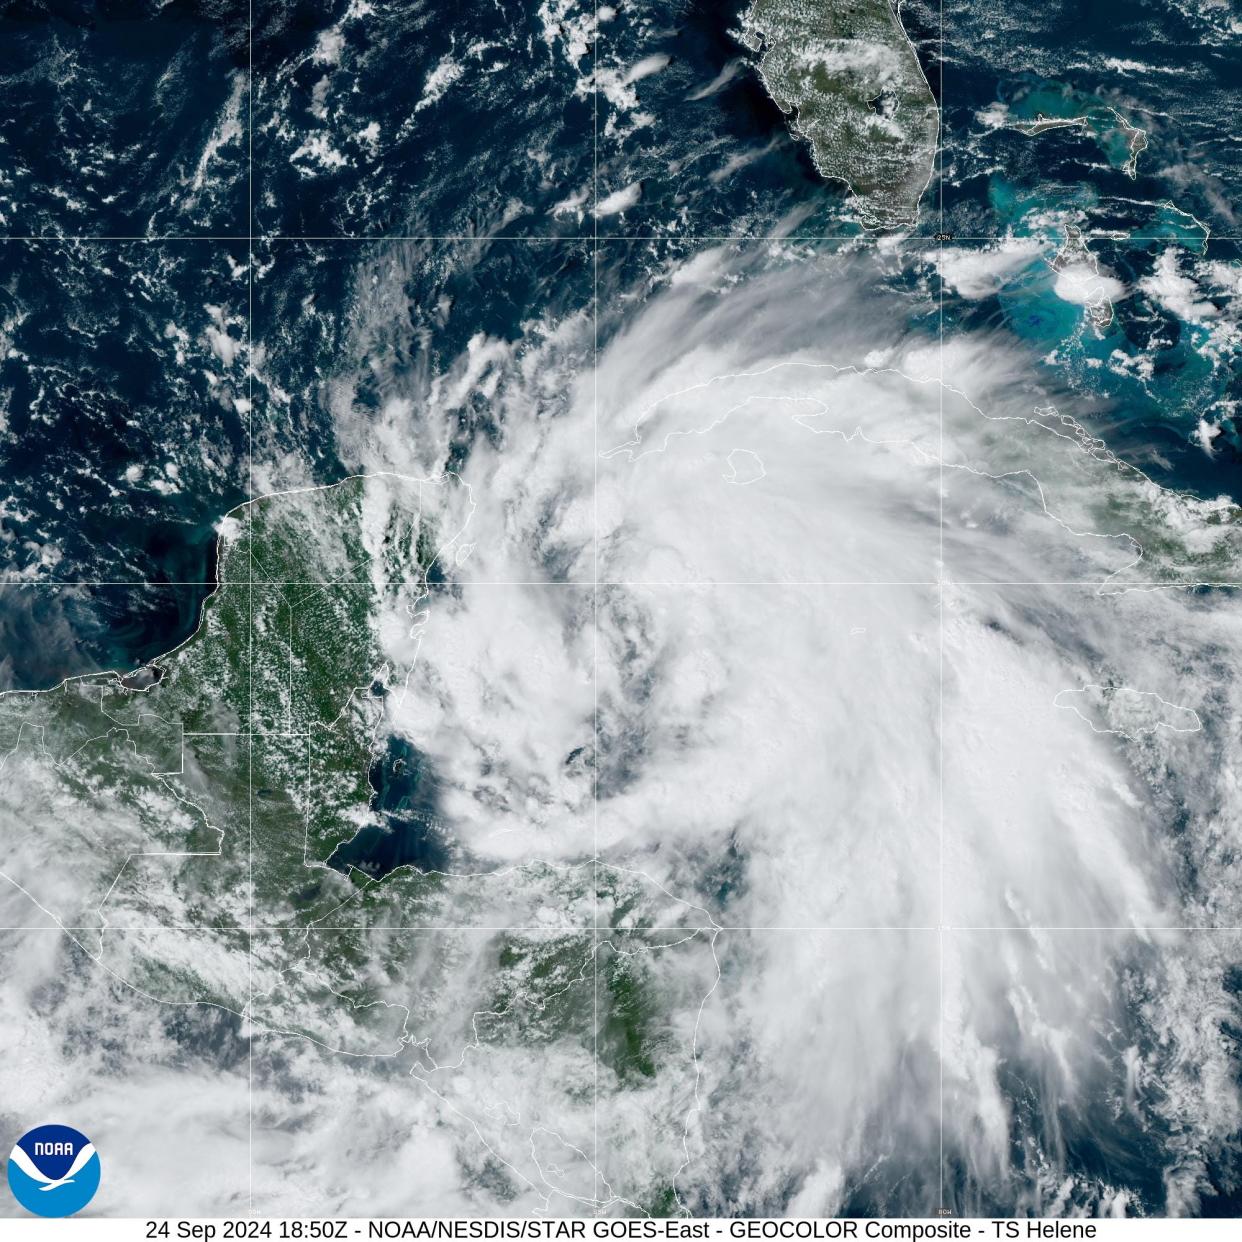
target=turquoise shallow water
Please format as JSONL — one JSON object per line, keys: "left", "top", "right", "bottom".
{"left": 1, "top": 1, "right": 1238, "bottom": 687}
{"left": 0, "top": 0, "right": 1240, "bottom": 1218}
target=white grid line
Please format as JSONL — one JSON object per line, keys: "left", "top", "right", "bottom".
{"left": 246, "top": 0, "right": 256, "bottom": 1213}
{"left": 6, "top": 580, "right": 1242, "bottom": 588}
{"left": 0, "top": 235, "right": 1234, "bottom": 243}
{"left": 6, "top": 5, "right": 1234, "bottom": 1222}
{"left": 592, "top": 0, "right": 602, "bottom": 1211}
{"left": 5, "top": 925, "right": 1239, "bottom": 933}
{"left": 936, "top": 0, "right": 947, "bottom": 1211}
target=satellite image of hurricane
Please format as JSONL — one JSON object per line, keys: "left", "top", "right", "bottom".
{"left": 1, "top": 0, "right": 1242, "bottom": 1222}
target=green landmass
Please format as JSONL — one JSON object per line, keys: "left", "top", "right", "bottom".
{"left": 999, "top": 77, "right": 1148, "bottom": 179}
{"left": 742, "top": 0, "right": 940, "bottom": 229}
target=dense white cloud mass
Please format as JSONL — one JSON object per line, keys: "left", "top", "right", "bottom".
{"left": 0, "top": 929, "right": 251, "bottom": 1216}
{"left": 2, "top": 241, "right": 1241, "bottom": 1216}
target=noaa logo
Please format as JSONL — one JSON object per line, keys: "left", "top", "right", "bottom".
{"left": 6, "top": 1125, "right": 100, "bottom": 1217}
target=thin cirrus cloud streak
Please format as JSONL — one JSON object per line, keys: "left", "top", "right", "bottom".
{"left": 408, "top": 242, "right": 1242, "bottom": 1213}
{"left": 1, "top": 242, "right": 1240, "bottom": 1215}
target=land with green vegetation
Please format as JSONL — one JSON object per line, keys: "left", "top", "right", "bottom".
{"left": 0, "top": 475, "right": 719, "bottom": 1208}
{"left": 741, "top": 0, "right": 940, "bottom": 229}
{"left": 997, "top": 77, "right": 1149, "bottom": 179}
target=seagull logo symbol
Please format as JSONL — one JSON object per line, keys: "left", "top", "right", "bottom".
{"left": 8, "top": 1142, "right": 97, "bottom": 1191}
{"left": 6, "top": 1125, "right": 101, "bottom": 1217}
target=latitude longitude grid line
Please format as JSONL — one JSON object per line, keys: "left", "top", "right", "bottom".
{"left": 246, "top": 0, "right": 256, "bottom": 1215}
{"left": 7, "top": 925, "right": 1242, "bottom": 934}
{"left": 0, "top": 235, "right": 1232, "bottom": 243}
{"left": 11, "top": 357, "right": 1232, "bottom": 1197}
{"left": 933, "top": 0, "right": 943, "bottom": 1212}
{"left": 13, "top": 15, "right": 1226, "bottom": 1223}
{"left": 592, "top": 0, "right": 601, "bottom": 1212}
{"left": 0, "top": 17, "right": 1221, "bottom": 1236}
{"left": 7, "top": 580, "right": 1242, "bottom": 588}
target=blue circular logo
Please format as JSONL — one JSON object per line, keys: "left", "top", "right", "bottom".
{"left": 7, "top": 1125, "right": 100, "bottom": 1218}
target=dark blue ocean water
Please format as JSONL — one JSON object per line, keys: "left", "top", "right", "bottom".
{"left": 0, "top": 1, "right": 247, "bottom": 236}
{"left": 0, "top": 1, "right": 1235, "bottom": 743}
{"left": 1, "top": 3, "right": 1239, "bottom": 652}
{"left": 2, "top": 3, "right": 1237, "bottom": 685}
{"left": 934, "top": 0, "right": 1242, "bottom": 484}
{"left": 2, "top": 0, "right": 1242, "bottom": 1216}
{"left": 326, "top": 734, "right": 450, "bottom": 878}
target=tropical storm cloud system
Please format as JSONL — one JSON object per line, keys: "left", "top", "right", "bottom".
{"left": 1, "top": 0, "right": 1242, "bottom": 1223}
